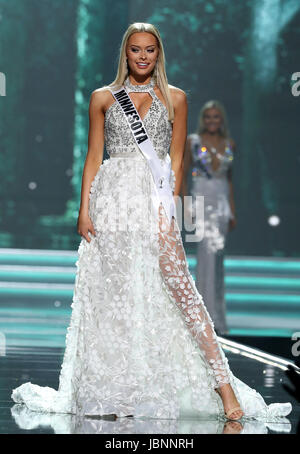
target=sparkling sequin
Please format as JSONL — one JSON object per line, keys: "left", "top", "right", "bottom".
{"left": 189, "top": 133, "right": 234, "bottom": 253}
{"left": 124, "top": 75, "right": 156, "bottom": 92}
{"left": 105, "top": 79, "right": 172, "bottom": 161}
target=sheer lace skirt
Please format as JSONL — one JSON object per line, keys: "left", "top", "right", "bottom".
{"left": 158, "top": 202, "right": 233, "bottom": 388}
{"left": 77, "top": 154, "right": 241, "bottom": 415}
{"left": 11, "top": 154, "right": 292, "bottom": 422}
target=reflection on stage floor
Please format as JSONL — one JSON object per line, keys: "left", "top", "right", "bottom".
{"left": 1, "top": 342, "right": 299, "bottom": 434}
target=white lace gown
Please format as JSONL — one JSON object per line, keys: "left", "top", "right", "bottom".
{"left": 11, "top": 77, "right": 292, "bottom": 423}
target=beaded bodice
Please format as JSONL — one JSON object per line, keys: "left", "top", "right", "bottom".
{"left": 104, "top": 77, "right": 173, "bottom": 160}
{"left": 189, "top": 133, "right": 233, "bottom": 179}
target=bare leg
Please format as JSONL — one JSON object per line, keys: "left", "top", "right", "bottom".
{"left": 157, "top": 203, "right": 243, "bottom": 418}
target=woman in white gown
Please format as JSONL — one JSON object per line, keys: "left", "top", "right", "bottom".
{"left": 11, "top": 22, "right": 292, "bottom": 424}
{"left": 183, "top": 101, "right": 236, "bottom": 335}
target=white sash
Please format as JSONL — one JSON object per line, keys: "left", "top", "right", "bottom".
{"left": 109, "top": 85, "right": 176, "bottom": 224}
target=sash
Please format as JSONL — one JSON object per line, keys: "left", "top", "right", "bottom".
{"left": 110, "top": 85, "right": 176, "bottom": 224}
{"left": 193, "top": 144, "right": 212, "bottom": 179}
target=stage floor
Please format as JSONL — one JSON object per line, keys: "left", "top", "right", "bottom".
{"left": 0, "top": 248, "right": 299, "bottom": 434}
{"left": 1, "top": 249, "right": 299, "bottom": 343}
{"left": 1, "top": 339, "right": 299, "bottom": 434}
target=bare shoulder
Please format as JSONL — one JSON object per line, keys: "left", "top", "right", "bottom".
{"left": 89, "top": 85, "right": 114, "bottom": 112}
{"left": 187, "top": 132, "right": 198, "bottom": 144}
{"left": 168, "top": 84, "right": 187, "bottom": 109}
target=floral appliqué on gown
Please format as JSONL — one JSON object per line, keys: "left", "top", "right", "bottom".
{"left": 11, "top": 77, "right": 292, "bottom": 424}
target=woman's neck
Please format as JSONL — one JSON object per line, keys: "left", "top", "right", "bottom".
{"left": 128, "top": 73, "right": 152, "bottom": 85}
{"left": 202, "top": 131, "right": 220, "bottom": 138}
{"left": 201, "top": 131, "right": 225, "bottom": 145}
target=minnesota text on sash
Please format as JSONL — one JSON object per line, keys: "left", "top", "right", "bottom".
{"left": 114, "top": 89, "right": 148, "bottom": 144}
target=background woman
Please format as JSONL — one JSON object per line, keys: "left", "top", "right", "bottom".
{"left": 182, "top": 101, "right": 236, "bottom": 335}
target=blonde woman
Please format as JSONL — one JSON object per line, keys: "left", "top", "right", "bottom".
{"left": 183, "top": 101, "right": 236, "bottom": 336}
{"left": 12, "top": 23, "right": 291, "bottom": 425}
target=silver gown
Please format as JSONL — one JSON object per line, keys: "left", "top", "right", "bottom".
{"left": 11, "top": 77, "right": 292, "bottom": 423}
{"left": 188, "top": 133, "right": 234, "bottom": 334}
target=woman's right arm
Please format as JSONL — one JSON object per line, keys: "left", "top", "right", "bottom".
{"left": 77, "top": 89, "right": 108, "bottom": 242}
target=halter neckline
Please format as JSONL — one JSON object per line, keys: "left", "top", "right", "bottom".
{"left": 124, "top": 76, "right": 155, "bottom": 92}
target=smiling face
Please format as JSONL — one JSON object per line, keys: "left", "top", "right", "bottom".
{"left": 126, "top": 32, "right": 159, "bottom": 77}
{"left": 203, "top": 108, "right": 223, "bottom": 134}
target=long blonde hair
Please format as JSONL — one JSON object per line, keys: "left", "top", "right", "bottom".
{"left": 109, "top": 22, "right": 174, "bottom": 122}
{"left": 197, "top": 100, "right": 230, "bottom": 138}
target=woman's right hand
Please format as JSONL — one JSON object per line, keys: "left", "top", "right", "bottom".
{"left": 77, "top": 212, "right": 96, "bottom": 243}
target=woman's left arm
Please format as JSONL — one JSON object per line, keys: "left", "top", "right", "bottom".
{"left": 227, "top": 139, "right": 237, "bottom": 230}
{"left": 169, "top": 88, "right": 188, "bottom": 198}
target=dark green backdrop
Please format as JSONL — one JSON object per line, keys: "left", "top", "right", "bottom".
{"left": 0, "top": 0, "right": 299, "bottom": 256}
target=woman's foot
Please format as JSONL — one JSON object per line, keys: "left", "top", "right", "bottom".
{"left": 215, "top": 384, "right": 244, "bottom": 420}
